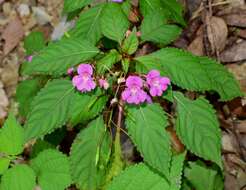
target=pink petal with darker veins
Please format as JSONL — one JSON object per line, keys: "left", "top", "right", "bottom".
{"left": 126, "top": 76, "right": 143, "bottom": 88}
{"left": 77, "top": 64, "right": 93, "bottom": 76}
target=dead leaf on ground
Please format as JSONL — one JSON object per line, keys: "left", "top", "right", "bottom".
{"left": 207, "top": 16, "right": 228, "bottom": 53}
{"left": 221, "top": 41, "right": 246, "bottom": 62}
{"left": 227, "top": 62, "right": 246, "bottom": 93}
{"left": 0, "top": 81, "right": 9, "bottom": 125}
{"left": 238, "top": 29, "right": 246, "bottom": 39}
{"left": 187, "top": 26, "right": 204, "bottom": 56}
{"left": 219, "top": 7, "right": 246, "bottom": 28}
{"left": 2, "top": 17, "right": 24, "bottom": 55}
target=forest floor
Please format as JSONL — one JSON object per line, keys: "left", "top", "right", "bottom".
{"left": 0, "top": 0, "right": 245, "bottom": 189}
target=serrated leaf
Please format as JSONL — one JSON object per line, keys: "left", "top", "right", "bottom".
{"left": 162, "top": 86, "right": 174, "bottom": 102}
{"left": 184, "top": 162, "right": 223, "bottom": 190}
{"left": 0, "top": 164, "right": 36, "bottom": 190}
{"left": 64, "top": 0, "right": 92, "bottom": 13}
{"left": 126, "top": 103, "right": 171, "bottom": 176}
{"left": 121, "top": 29, "right": 138, "bottom": 55}
{"left": 69, "top": 4, "right": 105, "bottom": 45}
{"left": 0, "top": 158, "right": 10, "bottom": 175}
{"left": 0, "top": 114, "right": 24, "bottom": 156}
{"left": 169, "top": 152, "right": 186, "bottom": 190}
{"left": 121, "top": 58, "right": 130, "bottom": 74}
{"left": 174, "top": 92, "right": 222, "bottom": 168}
{"left": 24, "top": 31, "right": 45, "bottom": 55}
{"left": 22, "top": 38, "right": 99, "bottom": 76}
{"left": 96, "top": 49, "right": 121, "bottom": 75}
{"left": 107, "top": 163, "right": 170, "bottom": 190}
{"left": 31, "top": 149, "right": 71, "bottom": 190}
{"left": 160, "top": 0, "right": 185, "bottom": 26}
{"left": 30, "top": 140, "right": 55, "bottom": 158}
{"left": 101, "top": 3, "right": 130, "bottom": 43}
{"left": 141, "top": 11, "right": 181, "bottom": 45}
{"left": 69, "top": 89, "right": 108, "bottom": 126}
{"left": 121, "top": 0, "right": 131, "bottom": 16}
{"left": 70, "top": 116, "right": 111, "bottom": 190}
{"left": 24, "top": 79, "right": 74, "bottom": 141}
{"left": 139, "top": 0, "right": 163, "bottom": 17}
{"left": 16, "top": 78, "right": 45, "bottom": 117}
{"left": 135, "top": 48, "right": 243, "bottom": 101}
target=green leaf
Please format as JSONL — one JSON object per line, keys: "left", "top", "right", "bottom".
{"left": 69, "top": 89, "right": 108, "bottom": 126}
{"left": 16, "top": 78, "right": 45, "bottom": 117}
{"left": 121, "top": 29, "right": 139, "bottom": 55}
{"left": 0, "top": 114, "right": 24, "bottom": 156}
{"left": 22, "top": 38, "right": 99, "bottom": 76}
{"left": 0, "top": 158, "right": 10, "bottom": 175}
{"left": 24, "top": 31, "right": 45, "bottom": 55}
{"left": 24, "top": 79, "right": 74, "bottom": 141}
{"left": 126, "top": 104, "right": 171, "bottom": 176}
{"left": 135, "top": 48, "right": 243, "bottom": 101}
{"left": 160, "top": 0, "right": 185, "bottom": 26}
{"left": 169, "top": 152, "right": 186, "bottom": 190}
{"left": 101, "top": 3, "right": 130, "bottom": 43}
{"left": 31, "top": 149, "right": 71, "bottom": 190}
{"left": 121, "top": 0, "right": 131, "bottom": 16}
{"left": 141, "top": 11, "right": 181, "bottom": 45}
{"left": 70, "top": 116, "right": 111, "bottom": 189}
{"left": 139, "top": 0, "right": 163, "bottom": 17}
{"left": 174, "top": 92, "right": 222, "bottom": 168}
{"left": 107, "top": 163, "right": 170, "bottom": 190}
{"left": 184, "top": 162, "right": 223, "bottom": 190}
{"left": 96, "top": 49, "right": 121, "bottom": 75}
{"left": 162, "top": 86, "right": 174, "bottom": 102}
{"left": 30, "top": 140, "right": 55, "bottom": 158}
{"left": 121, "top": 58, "right": 130, "bottom": 74}
{"left": 0, "top": 164, "right": 36, "bottom": 190}
{"left": 64, "top": 0, "right": 92, "bottom": 13}
{"left": 69, "top": 4, "right": 105, "bottom": 45}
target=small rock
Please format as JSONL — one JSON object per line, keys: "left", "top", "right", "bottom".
{"left": 220, "top": 41, "right": 246, "bottom": 62}
{"left": 32, "top": 6, "right": 52, "bottom": 25}
{"left": 2, "top": 2, "right": 11, "bottom": 16}
{"left": 17, "top": 4, "right": 31, "bottom": 17}
{"left": 222, "top": 132, "right": 236, "bottom": 152}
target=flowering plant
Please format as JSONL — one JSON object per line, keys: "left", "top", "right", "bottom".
{"left": 0, "top": 0, "right": 243, "bottom": 190}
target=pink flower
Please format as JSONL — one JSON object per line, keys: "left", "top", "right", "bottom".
{"left": 27, "top": 55, "right": 33, "bottom": 62}
{"left": 146, "top": 70, "right": 170, "bottom": 97}
{"left": 67, "top": 67, "right": 74, "bottom": 75}
{"left": 72, "top": 64, "right": 96, "bottom": 92}
{"left": 121, "top": 76, "right": 147, "bottom": 104}
{"left": 126, "top": 76, "right": 143, "bottom": 88}
{"left": 72, "top": 75, "right": 96, "bottom": 92}
{"left": 99, "top": 79, "right": 109, "bottom": 90}
{"left": 77, "top": 64, "right": 93, "bottom": 76}
{"left": 111, "top": 0, "right": 123, "bottom": 2}
{"left": 146, "top": 95, "right": 152, "bottom": 104}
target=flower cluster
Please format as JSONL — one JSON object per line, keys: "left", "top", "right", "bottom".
{"left": 71, "top": 64, "right": 109, "bottom": 92}
{"left": 71, "top": 65, "right": 170, "bottom": 104}
{"left": 121, "top": 70, "right": 170, "bottom": 105}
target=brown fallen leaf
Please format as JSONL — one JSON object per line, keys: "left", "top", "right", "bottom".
{"left": 221, "top": 41, "right": 246, "bottom": 63}
{"left": 207, "top": 16, "right": 228, "bottom": 53}
{"left": 2, "top": 17, "right": 24, "bottom": 55}
{"left": 187, "top": 26, "right": 204, "bottom": 56}
{"left": 223, "top": 10, "right": 246, "bottom": 27}
{"left": 0, "top": 81, "right": 9, "bottom": 125}
{"left": 238, "top": 29, "right": 246, "bottom": 39}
